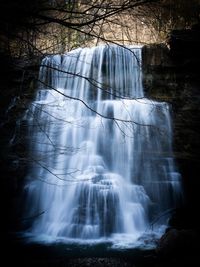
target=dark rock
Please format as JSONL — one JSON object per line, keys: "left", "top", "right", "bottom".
{"left": 167, "top": 23, "right": 200, "bottom": 68}
{"left": 142, "top": 43, "right": 173, "bottom": 68}
{"left": 142, "top": 40, "right": 200, "bottom": 227}
{"left": 168, "top": 208, "right": 195, "bottom": 229}
{"left": 157, "top": 228, "right": 199, "bottom": 258}
{"left": 67, "top": 258, "right": 133, "bottom": 267}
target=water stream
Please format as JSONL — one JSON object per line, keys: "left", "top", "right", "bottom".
{"left": 23, "top": 45, "right": 181, "bottom": 248}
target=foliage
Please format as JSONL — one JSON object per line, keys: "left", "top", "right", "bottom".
{"left": 1, "top": 0, "right": 199, "bottom": 57}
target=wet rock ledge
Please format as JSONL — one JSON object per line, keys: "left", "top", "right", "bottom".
{"left": 141, "top": 24, "right": 200, "bottom": 267}
{"left": 142, "top": 25, "right": 200, "bottom": 219}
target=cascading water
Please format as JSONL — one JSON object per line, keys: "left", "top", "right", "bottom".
{"left": 23, "top": 45, "right": 181, "bottom": 247}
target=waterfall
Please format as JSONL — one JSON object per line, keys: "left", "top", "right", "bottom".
{"left": 23, "top": 45, "right": 181, "bottom": 246}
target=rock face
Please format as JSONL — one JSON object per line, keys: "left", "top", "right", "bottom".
{"left": 0, "top": 54, "right": 39, "bottom": 235}
{"left": 168, "top": 23, "right": 200, "bottom": 68}
{"left": 142, "top": 30, "right": 200, "bottom": 265}
{"left": 142, "top": 26, "right": 200, "bottom": 232}
{"left": 156, "top": 228, "right": 199, "bottom": 265}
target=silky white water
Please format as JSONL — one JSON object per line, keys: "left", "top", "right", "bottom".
{"left": 23, "top": 45, "right": 181, "bottom": 247}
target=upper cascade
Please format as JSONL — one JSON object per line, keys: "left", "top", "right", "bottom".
{"left": 39, "top": 45, "right": 144, "bottom": 100}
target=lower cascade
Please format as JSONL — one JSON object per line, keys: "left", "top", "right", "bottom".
{"left": 23, "top": 45, "right": 181, "bottom": 246}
